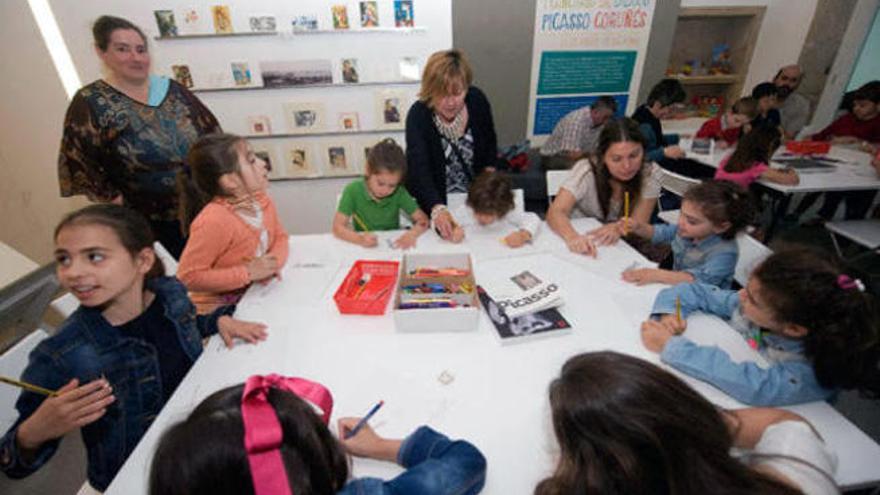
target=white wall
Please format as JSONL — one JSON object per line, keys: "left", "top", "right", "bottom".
{"left": 0, "top": 1, "right": 87, "bottom": 264}
{"left": 847, "top": 5, "right": 880, "bottom": 90}
{"left": 680, "top": 0, "right": 819, "bottom": 91}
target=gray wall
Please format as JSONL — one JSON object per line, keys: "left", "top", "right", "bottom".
{"left": 452, "top": 0, "right": 680, "bottom": 148}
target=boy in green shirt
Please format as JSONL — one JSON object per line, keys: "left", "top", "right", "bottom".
{"left": 333, "top": 138, "right": 429, "bottom": 248}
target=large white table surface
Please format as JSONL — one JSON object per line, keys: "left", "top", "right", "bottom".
{"left": 107, "top": 218, "right": 880, "bottom": 494}
{"left": 681, "top": 140, "right": 880, "bottom": 194}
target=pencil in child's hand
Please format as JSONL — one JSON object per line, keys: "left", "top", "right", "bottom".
{"left": 345, "top": 400, "right": 384, "bottom": 439}
{"left": 352, "top": 213, "right": 371, "bottom": 233}
{"left": 675, "top": 296, "right": 683, "bottom": 333}
{"left": 0, "top": 376, "right": 58, "bottom": 397}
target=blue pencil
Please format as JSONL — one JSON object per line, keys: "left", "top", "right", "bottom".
{"left": 345, "top": 400, "right": 385, "bottom": 439}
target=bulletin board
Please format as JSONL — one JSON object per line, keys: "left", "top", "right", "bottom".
{"left": 49, "top": 0, "right": 453, "bottom": 181}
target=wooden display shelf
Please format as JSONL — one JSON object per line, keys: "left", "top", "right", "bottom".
{"left": 672, "top": 74, "right": 741, "bottom": 85}
{"left": 247, "top": 129, "right": 404, "bottom": 140}
{"left": 192, "top": 80, "right": 420, "bottom": 93}
{"left": 154, "top": 32, "right": 278, "bottom": 40}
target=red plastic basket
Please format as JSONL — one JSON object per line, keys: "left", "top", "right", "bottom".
{"left": 333, "top": 260, "right": 400, "bottom": 315}
{"left": 786, "top": 140, "right": 831, "bottom": 155}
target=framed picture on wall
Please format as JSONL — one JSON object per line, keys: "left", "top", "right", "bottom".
{"left": 172, "top": 65, "right": 194, "bottom": 88}
{"left": 249, "top": 15, "right": 276, "bottom": 32}
{"left": 323, "top": 144, "right": 358, "bottom": 176}
{"left": 260, "top": 60, "right": 333, "bottom": 88}
{"left": 331, "top": 5, "right": 350, "bottom": 29}
{"left": 292, "top": 15, "right": 318, "bottom": 31}
{"left": 337, "top": 112, "right": 360, "bottom": 131}
{"left": 341, "top": 58, "right": 359, "bottom": 83}
{"left": 360, "top": 1, "right": 379, "bottom": 28}
{"left": 284, "top": 144, "right": 320, "bottom": 178}
{"left": 211, "top": 5, "right": 233, "bottom": 34}
{"left": 283, "top": 102, "right": 327, "bottom": 133}
{"left": 394, "top": 0, "right": 415, "bottom": 27}
{"left": 374, "top": 90, "right": 408, "bottom": 130}
{"left": 231, "top": 62, "right": 252, "bottom": 86}
{"left": 182, "top": 8, "right": 204, "bottom": 34}
{"left": 247, "top": 115, "right": 272, "bottom": 135}
{"left": 154, "top": 10, "right": 178, "bottom": 37}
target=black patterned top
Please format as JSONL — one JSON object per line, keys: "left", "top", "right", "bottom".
{"left": 442, "top": 129, "right": 475, "bottom": 194}
{"left": 58, "top": 78, "right": 220, "bottom": 221}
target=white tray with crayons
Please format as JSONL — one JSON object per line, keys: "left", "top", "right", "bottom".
{"left": 392, "top": 253, "right": 480, "bottom": 333}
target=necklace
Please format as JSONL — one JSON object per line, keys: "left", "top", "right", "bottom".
{"left": 433, "top": 106, "right": 468, "bottom": 141}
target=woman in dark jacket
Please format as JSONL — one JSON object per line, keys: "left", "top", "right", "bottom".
{"left": 405, "top": 49, "right": 499, "bottom": 241}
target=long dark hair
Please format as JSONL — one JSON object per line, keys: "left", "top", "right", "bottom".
{"left": 149, "top": 384, "right": 349, "bottom": 495}
{"left": 55, "top": 204, "right": 163, "bottom": 279}
{"left": 591, "top": 118, "right": 646, "bottom": 220}
{"left": 723, "top": 126, "right": 781, "bottom": 173}
{"left": 92, "top": 15, "right": 147, "bottom": 51}
{"left": 753, "top": 248, "right": 880, "bottom": 395}
{"left": 178, "top": 133, "right": 244, "bottom": 235}
{"left": 535, "top": 351, "right": 802, "bottom": 495}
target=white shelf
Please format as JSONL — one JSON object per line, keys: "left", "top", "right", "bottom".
{"left": 154, "top": 32, "right": 278, "bottom": 40}
{"left": 192, "top": 80, "right": 420, "bottom": 93}
{"left": 247, "top": 129, "right": 404, "bottom": 140}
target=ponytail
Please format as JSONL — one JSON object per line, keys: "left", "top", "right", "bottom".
{"left": 178, "top": 133, "right": 243, "bottom": 235}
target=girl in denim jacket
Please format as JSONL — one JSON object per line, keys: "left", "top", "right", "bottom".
{"left": 0, "top": 205, "right": 267, "bottom": 491}
{"left": 640, "top": 247, "right": 880, "bottom": 406}
{"left": 149, "top": 375, "right": 487, "bottom": 495}
{"left": 617, "top": 180, "right": 754, "bottom": 289}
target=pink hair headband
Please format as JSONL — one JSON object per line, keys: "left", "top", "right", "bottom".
{"left": 837, "top": 275, "right": 865, "bottom": 292}
{"left": 241, "top": 374, "right": 334, "bottom": 495}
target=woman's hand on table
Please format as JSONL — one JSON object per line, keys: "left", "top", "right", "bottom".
{"left": 565, "top": 234, "right": 597, "bottom": 257}
{"left": 432, "top": 208, "right": 455, "bottom": 239}
{"left": 358, "top": 232, "right": 378, "bottom": 248}
{"left": 217, "top": 316, "right": 268, "bottom": 348}
{"left": 640, "top": 319, "right": 676, "bottom": 352}
{"left": 587, "top": 222, "right": 621, "bottom": 246}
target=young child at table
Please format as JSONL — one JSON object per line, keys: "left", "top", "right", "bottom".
{"left": 631, "top": 78, "right": 688, "bottom": 163}
{"left": 447, "top": 172, "right": 540, "bottom": 247}
{"left": 813, "top": 81, "right": 880, "bottom": 144}
{"left": 333, "top": 138, "right": 429, "bottom": 248}
{"left": 0, "top": 205, "right": 266, "bottom": 492}
{"left": 695, "top": 96, "right": 758, "bottom": 148}
{"left": 715, "top": 126, "right": 799, "bottom": 188}
{"left": 750, "top": 82, "right": 782, "bottom": 130}
{"left": 537, "top": 351, "right": 834, "bottom": 495}
{"left": 148, "top": 374, "right": 486, "bottom": 494}
{"left": 616, "top": 180, "right": 753, "bottom": 289}
{"left": 640, "top": 247, "right": 880, "bottom": 406}
{"left": 177, "top": 133, "right": 289, "bottom": 314}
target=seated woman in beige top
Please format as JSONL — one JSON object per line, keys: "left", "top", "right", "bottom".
{"left": 547, "top": 118, "right": 661, "bottom": 257}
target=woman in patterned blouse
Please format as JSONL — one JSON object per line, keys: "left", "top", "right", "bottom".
{"left": 405, "top": 49, "right": 500, "bottom": 241}
{"left": 58, "top": 16, "right": 220, "bottom": 258}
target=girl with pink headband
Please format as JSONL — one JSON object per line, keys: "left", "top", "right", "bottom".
{"left": 641, "top": 247, "right": 880, "bottom": 406}
{"left": 149, "top": 374, "right": 486, "bottom": 494}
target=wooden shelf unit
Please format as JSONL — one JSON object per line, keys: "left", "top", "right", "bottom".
{"left": 667, "top": 6, "right": 765, "bottom": 116}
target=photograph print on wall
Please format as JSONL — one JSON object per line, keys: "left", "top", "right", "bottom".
{"left": 154, "top": 10, "right": 178, "bottom": 37}
{"left": 231, "top": 62, "right": 252, "bottom": 86}
{"left": 285, "top": 144, "right": 319, "bottom": 178}
{"left": 172, "top": 65, "right": 194, "bottom": 88}
{"left": 341, "top": 58, "right": 359, "bottom": 83}
{"left": 249, "top": 15, "right": 277, "bottom": 32}
{"left": 394, "top": 0, "right": 414, "bottom": 27}
{"left": 211, "top": 5, "right": 233, "bottom": 34}
{"left": 324, "top": 144, "right": 357, "bottom": 176}
{"left": 260, "top": 60, "right": 333, "bottom": 88}
{"left": 283, "top": 102, "right": 327, "bottom": 133}
{"left": 331, "top": 5, "right": 350, "bottom": 29}
{"left": 360, "top": 1, "right": 379, "bottom": 27}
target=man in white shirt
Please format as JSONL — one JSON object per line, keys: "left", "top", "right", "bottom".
{"left": 774, "top": 64, "right": 811, "bottom": 139}
{"left": 541, "top": 96, "right": 618, "bottom": 170}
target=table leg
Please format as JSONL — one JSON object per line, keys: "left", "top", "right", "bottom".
{"left": 764, "top": 191, "right": 792, "bottom": 242}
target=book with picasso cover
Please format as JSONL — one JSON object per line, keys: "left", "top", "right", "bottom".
{"left": 483, "top": 270, "right": 564, "bottom": 319}
{"left": 477, "top": 286, "right": 570, "bottom": 345}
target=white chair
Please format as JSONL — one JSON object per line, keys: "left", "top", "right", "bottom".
{"left": 734, "top": 232, "right": 772, "bottom": 288}
{"left": 656, "top": 168, "right": 702, "bottom": 224}
{"left": 546, "top": 170, "right": 569, "bottom": 200}
{"left": 154, "top": 241, "right": 179, "bottom": 276}
{"left": 825, "top": 219, "right": 880, "bottom": 260}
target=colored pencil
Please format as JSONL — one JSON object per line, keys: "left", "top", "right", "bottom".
{"left": 352, "top": 213, "right": 371, "bottom": 233}
{"left": 345, "top": 400, "right": 385, "bottom": 439}
{"left": 0, "top": 376, "right": 58, "bottom": 397}
{"left": 623, "top": 191, "right": 630, "bottom": 235}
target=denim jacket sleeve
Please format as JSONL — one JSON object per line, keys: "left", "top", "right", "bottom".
{"left": 639, "top": 123, "right": 665, "bottom": 163}
{"left": 195, "top": 304, "right": 236, "bottom": 338}
{"left": 651, "top": 223, "right": 678, "bottom": 245}
{"left": 682, "top": 249, "right": 738, "bottom": 288}
{"left": 660, "top": 337, "right": 834, "bottom": 405}
{"left": 338, "top": 426, "right": 487, "bottom": 495}
{"left": 652, "top": 282, "right": 739, "bottom": 320}
{"left": 0, "top": 346, "right": 70, "bottom": 478}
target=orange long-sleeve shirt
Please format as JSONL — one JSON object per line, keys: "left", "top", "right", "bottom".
{"left": 177, "top": 192, "right": 289, "bottom": 313}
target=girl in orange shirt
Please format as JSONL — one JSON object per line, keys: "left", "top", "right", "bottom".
{"left": 177, "top": 134, "right": 289, "bottom": 313}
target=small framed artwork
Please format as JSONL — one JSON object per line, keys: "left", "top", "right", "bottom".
{"left": 323, "top": 144, "right": 358, "bottom": 176}
{"left": 231, "top": 62, "right": 252, "bottom": 86}
{"left": 172, "top": 65, "right": 194, "bottom": 88}
{"left": 182, "top": 8, "right": 204, "bottom": 34}
{"left": 341, "top": 58, "right": 359, "bottom": 83}
{"left": 399, "top": 57, "right": 420, "bottom": 81}
{"left": 331, "top": 5, "right": 350, "bottom": 29}
{"left": 154, "top": 10, "right": 178, "bottom": 37}
{"left": 283, "top": 102, "right": 327, "bottom": 133}
{"left": 249, "top": 15, "right": 276, "bottom": 32}
{"left": 394, "top": 0, "right": 414, "bottom": 27}
{"left": 284, "top": 144, "right": 320, "bottom": 178}
{"left": 247, "top": 116, "right": 272, "bottom": 136}
{"left": 292, "top": 15, "right": 318, "bottom": 32}
{"left": 360, "top": 1, "right": 379, "bottom": 28}
{"left": 337, "top": 112, "right": 360, "bottom": 131}
{"left": 375, "top": 90, "right": 408, "bottom": 130}
{"left": 211, "top": 5, "right": 233, "bottom": 34}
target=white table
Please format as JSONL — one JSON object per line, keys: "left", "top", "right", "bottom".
{"left": 106, "top": 219, "right": 880, "bottom": 494}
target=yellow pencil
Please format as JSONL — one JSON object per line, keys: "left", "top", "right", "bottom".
{"left": 623, "top": 191, "right": 630, "bottom": 235}
{"left": 675, "top": 296, "right": 683, "bottom": 332}
{"left": 352, "top": 213, "right": 371, "bottom": 233}
{"left": 0, "top": 376, "right": 58, "bottom": 397}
